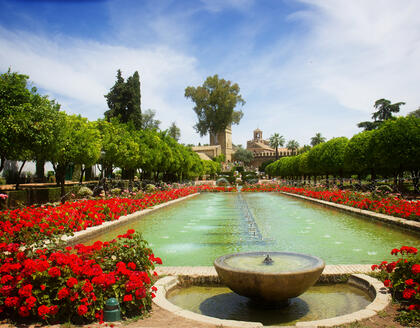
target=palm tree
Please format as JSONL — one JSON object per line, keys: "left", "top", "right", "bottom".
{"left": 310, "top": 133, "right": 326, "bottom": 147}
{"left": 269, "top": 133, "right": 285, "bottom": 160}
{"left": 286, "top": 140, "right": 300, "bottom": 156}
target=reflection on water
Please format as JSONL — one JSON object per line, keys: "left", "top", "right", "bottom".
{"left": 168, "top": 284, "right": 371, "bottom": 326}
{"left": 82, "top": 193, "right": 419, "bottom": 266}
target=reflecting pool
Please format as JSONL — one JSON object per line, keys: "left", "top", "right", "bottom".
{"left": 83, "top": 193, "right": 419, "bottom": 265}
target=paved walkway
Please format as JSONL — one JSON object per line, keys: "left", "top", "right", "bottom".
{"left": 156, "top": 264, "right": 372, "bottom": 277}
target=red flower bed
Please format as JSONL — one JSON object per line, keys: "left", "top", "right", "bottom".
{"left": 0, "top": 230, "right": 161, "bottom": 324}
{"left": 241, "top": 184, "right": 420, "bottom": 220}
{"left": 196, "top": 185, "right": 237, "bottom": 192}
{"left": 0, "top": 187, "right": 198, "bottom": 245}
{"left": 372, "top": 246, "right": 420, "bottom": 325}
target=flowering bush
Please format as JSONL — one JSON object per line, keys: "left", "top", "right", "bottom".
{"left": 372, "top": 246, "right": 420, "bottom": 325}
{"left": 0, "top": 230, "right": 161, "bottom": 324}
{"left": 196, "top": 185, "right": 237, "bottom": 192}
{"left": 0, "top": 187, "right": 198, "bottom": 245}
{"left": 240, "top": 184, "right": 420, "bottom": 221}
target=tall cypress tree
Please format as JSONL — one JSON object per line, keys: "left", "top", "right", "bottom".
{"left": 104, "top": 70, "right": 142, "bottom": 129}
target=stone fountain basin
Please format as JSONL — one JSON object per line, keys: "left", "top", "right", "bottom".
{"left": 214, "top": 251, "right": 325, "bottom": 302}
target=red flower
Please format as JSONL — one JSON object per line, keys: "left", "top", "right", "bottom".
{"left": 48, "top": 266, "right": 61, "bottom": 277}
{"left": 5, "top": 296, "right": 19, "bottom": 308}
{"left": 402, "top": 288, "right": 416, "bottom": 299}
{"left": 38, "top": 304, "right": 50, "bottom": 319}
{"left": 67, "top": 277, "right": 78, "bottom": 288}
{"left": 82, "top": 280, "right": 93, "bottom": 294}
{"left": 25, "top": 296, "right": 36, "bottom": 309}
{"left": 18, "top": 305, "right": 30, "bottom": 317}
{"left": 40, "top": 284, "right": 46, "bottom": 291}
{"left": 383, "top": 279, "right": 392, "bottom": 287}
{"left": 77, "top": 304, "right": 88, "bottom": 316}
{"left": 412, "top": 264, "right": 420, "bottom": 275}
{"left": 18, "top": 284, "right": 33, "bottom": 298}
{"left": 405, "top": 279, "right": 415, "bottom": 286}
{"left": 123, "top": 294, "right": 133, "bottom": 302}
{"left": 57, "top": 287, "right": 70, "bottom": 300}
{"left": 390, "top": 248, "right": 400, "bottom": 255}
{"left": 127, "top": 262, "right": 136, "bottom": 270}
{"left": 50, "top": 305, "right": 59, "bottom": 315}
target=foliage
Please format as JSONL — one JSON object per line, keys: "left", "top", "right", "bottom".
{"left": 0, "top": 231, "right": 160, "bottom": 324}
{"left": 185, "top": 74, "right": 245, "bottom": 136}
{"left": 167, "top": 122, "right": 180, "bottom": 141}
{"left": 233, "top": 147, "right": 254, "bottom": 165}
{"left": 372, "top": 246, "right": 420, "bottom": 326}
{"left": 0, "top": 187, "right": 198, "bottom": 245}
{"left": 310, "top": 133, "right": 326, "bottom": 147}
{"left": 76, "top": 186, "right": 93, "bottom": 198}
{"left": 358, "top": 98, "right": 405, "bottom": 131}
{"left": 104, "top": 70, "right": 142, "bottom": 129}
{"left": 269, "top": 133, "right": 285, "bottom": 160}
{"left": 141, "top": 109, "right": 160, "bottom": 130}
{"left": 239, "top": 184, "right": 420, "bottom": 220}
{"left": 286, "top": 140, "right": 299, "bottom": 155}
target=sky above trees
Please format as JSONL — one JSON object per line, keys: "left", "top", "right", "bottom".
{"left": 0, "top": 0, "right": 419, "bottom": 147}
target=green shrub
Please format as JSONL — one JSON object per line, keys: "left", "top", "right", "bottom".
{"left": 145, "top": 184, "right": 156, "bottom": 193}
{"left": 77, "top": 186, "right": 93, "bottom": 198}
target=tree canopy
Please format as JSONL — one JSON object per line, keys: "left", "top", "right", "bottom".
{"left": 104, "top": 70, "right": 142, "bottom": 129}
{"left": 358, "top": 98, "right": 405, "bottom": 131}
{"left": 269, "top": 133, "right": 285, "bottom": 160}
{"left": 185, "top": 74, "right": 245, "bottom": 137}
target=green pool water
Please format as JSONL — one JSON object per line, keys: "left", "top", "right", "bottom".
{"left": 83, "top": 193, "right": 419, "bottom": 265}
{"left": 167, "top": 284, "right": 371, "bottom": 326}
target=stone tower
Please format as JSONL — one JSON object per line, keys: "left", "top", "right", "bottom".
{"left": 209, "top": 126, "right": 233, "bottom": 162}
{"left": 253, "top": 128, "right": 263, "bottom": 142}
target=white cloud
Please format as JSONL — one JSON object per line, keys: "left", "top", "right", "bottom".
{"left": 0, "top": 26, "right": 207, "bottom": 144}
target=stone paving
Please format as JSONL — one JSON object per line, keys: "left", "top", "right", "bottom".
{"left": 156, "top": 264, "right": 372, "bottom": 277}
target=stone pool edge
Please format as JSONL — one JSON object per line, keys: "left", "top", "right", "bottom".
{"left": 280, "top": 191, "right": 420, "bottom": 233}
{"left": 62, "top": 192, "right": 200, "bottom": 246}
{"left": 153, "top": 271, "right": 391, "bottom": 328}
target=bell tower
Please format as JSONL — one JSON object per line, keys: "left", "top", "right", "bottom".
{"left": 209, "top": 126, "right": 232, "bottom": 162}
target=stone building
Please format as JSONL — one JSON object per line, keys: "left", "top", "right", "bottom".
{"left": 246, "top": 129, "right": 292, "bottom": 169}
{"left": 192, "top": 126, "right": 233, "bottom": 162}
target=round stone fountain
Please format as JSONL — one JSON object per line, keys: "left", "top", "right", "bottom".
{"left": 214, "top": 251, "right": 325, "bottom": 304}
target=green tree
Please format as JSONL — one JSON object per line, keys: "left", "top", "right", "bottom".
{"left": 141, "top": 109, "right": 161, "bottom": 130}
{"left": 104, "top": 70, "right": 142, "bottom": 129}
{"left": 185, "top": 74, "right": 245, "bottom": 137}
{"left": 343, "top": 130, "right": 382, "bottom": 186}
{"left": 286, "top": 140, "right": 300, "bottom": 156}
{"left": 269, "top": 133, "right": 285, "bottom": 160}
{"left": 318, "top": 137, "right": 348, "bottom": 186}
{"left": 374, "top": 116, "right": 420, "bottom": 192}
{"left": 307, "top": 143, "right": 324, "bottom": 185}
{"left": 49, "top": 114, "right": 101, "bottom": 200}
{"left": 298, "top": 144, "right": 311, "bottom": 154}
{"left": 168, "top": 122, "right": 181, "bottom": 141}
{"left": 408, "top": 107, "right": 420, "bottom": 118}
{"left": 233, "top": 147, "right": 254, "bottom": 166}
{"left": 358, "top": 98, "right": 405, "bottom": 131}
{"left": 310, "top": 132, "right": 326, "bottom": 146}
{"left": 0, "top": 69, "right": 32, "bottom": 173}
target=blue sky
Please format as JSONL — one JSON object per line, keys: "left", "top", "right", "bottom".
{"left": 1, "top": 0, "right": 419, "bottom": 148}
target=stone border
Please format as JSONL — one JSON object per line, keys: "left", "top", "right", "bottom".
{"left": 153, "top": 272, "right": 390, "bottom": 328}
{"left": 62, "top": 193, "right": 199, "bottom": 246}
{"left": 280, "top": 191, "right": 420, "bottom": 233}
